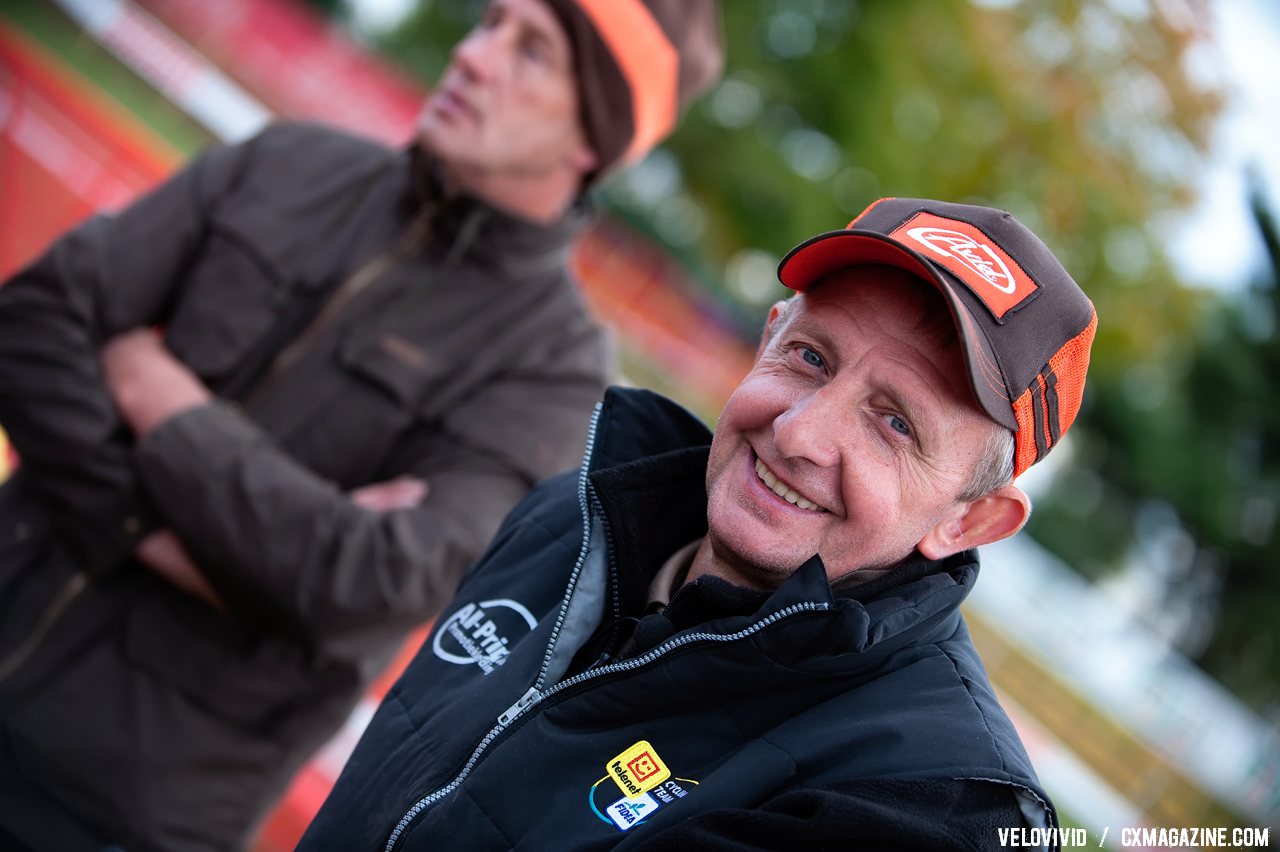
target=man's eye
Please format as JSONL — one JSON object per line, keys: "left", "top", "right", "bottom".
{"left": 521, "top": 37, "right": 550, "bottom": 63}
{"left": 801, "top": 347, "right": 824, "bottom": 369}
{"left": 888, "top": 415, "right": 911, "bottom": 437}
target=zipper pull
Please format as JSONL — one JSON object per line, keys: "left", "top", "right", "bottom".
{"left": 498, "top": 686, "right": 540, "bottom": 727}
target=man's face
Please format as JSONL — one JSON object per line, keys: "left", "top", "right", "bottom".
{"left": 701, "top": 266, "right": 1001, "bottom": 588}
{"left": 418, "top": 0, "right": 594, "bottom": 181}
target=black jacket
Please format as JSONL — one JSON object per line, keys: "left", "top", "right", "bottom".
{"left": 301, "top": 387, "right": 1057, "bottom": 851}
{"left": 0, "top": 122, "right": 608, "bottom": 850}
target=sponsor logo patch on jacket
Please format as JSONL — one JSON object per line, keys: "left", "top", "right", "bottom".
{"left": 431, "top": 599, "right": 536, "bottom": 674}
{"left": 607, "top": 740, "right": 670, "bottom": 797}
{"left": 589, "top": 740, "right": 698, "bottom": 832}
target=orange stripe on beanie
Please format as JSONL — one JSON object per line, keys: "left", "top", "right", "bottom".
{"left": 549, "top": 0, "right": 723, "bottom": 178}
{"left": 572, "top": 0, "right": 678, "bottom": 165}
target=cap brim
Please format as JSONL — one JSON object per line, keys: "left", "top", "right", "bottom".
{"left": 777, "top": 230, "right": 1017, "bottom": 432}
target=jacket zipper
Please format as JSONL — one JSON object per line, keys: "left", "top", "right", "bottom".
{"left": 240, "top": 206, "right": 436, "bottom": 412}
{"left": 383, "top": 600, "right": 829, "bottom": 851}
{"left": 382, "top": 400, "right": 603, "bottom": 852}
{"left": 0, "top": 570, "right": 89, "bottom": 682}
{"left": 532, "top": 402, "right": 604, "bottom": 690}
{"left": 382, "top": 401, "right": 831, "bottom": 849}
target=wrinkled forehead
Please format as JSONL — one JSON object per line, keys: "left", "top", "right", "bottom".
{"left": 797, "top": 264, "right": 962, "bottom": 352}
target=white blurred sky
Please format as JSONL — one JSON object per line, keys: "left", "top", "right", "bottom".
{"left": 1172, "top": 0, "right": 1280, "bottom": 291}
{"left": 347, "top": 0, "right": 414, "bottom": 33}
{"left": 347, "top": 0, "right": 1280, "bottom": 292}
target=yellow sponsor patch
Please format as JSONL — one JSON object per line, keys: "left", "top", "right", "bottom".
{"left": 606, "top": 740, "right": 671, "bottom": 798}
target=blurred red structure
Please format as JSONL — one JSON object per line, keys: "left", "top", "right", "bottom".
{"left": 0, "top": 22, "right": 179, "bottom": 278}
{"left": 138, "top": 0, "right": 424, "bottom": 144}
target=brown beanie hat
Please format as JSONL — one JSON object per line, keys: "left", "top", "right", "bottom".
{"left": 544, "top": 0, "right": 723, "bottom": 179}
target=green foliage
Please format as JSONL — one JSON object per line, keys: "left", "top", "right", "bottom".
{"left": 364, "top": 0, "right": 481, "bottom": 83}
{"left": 1032, "top": 188, "right": 1280, "bottom": 710}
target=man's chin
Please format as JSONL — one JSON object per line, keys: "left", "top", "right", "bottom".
{"left": 703, "top": 529, "right": 804, "bottom": 591}
{"left": 416, "top": 120, "right": 447, "bottom": 151}
{"left": 417, "top": 112, "right": 470, "bottom": 154}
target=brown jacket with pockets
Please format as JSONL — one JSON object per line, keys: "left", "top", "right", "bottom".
{"left": 0, "top": 121, "right": 610, "bottom": 851}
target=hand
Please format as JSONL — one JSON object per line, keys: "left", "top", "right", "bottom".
{"left": 350, "top": 476, "right": 429, "bottom": 512}
{"left": 133, "top": 477, "right": 426, "bottom": 613}
{"left": 136, "top": 529, "right": 226, "bottom": 611}
{"left": 100, "top": 328, "right": 211, "bottom": 437}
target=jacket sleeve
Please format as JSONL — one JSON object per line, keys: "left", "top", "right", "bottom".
{"left": 0, "top": 138, "right": 251, "bottom": 568}
{"left": 626, "top": 778, "right": 1050, "bottom": 852}
{"left": 130, "top": 344, "right": 606, "bottom": 662}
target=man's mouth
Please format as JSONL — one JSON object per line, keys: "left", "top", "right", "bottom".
{"left": 753, "top": 458, "right": 828, "bottom": 513}
{"left": 433, "top": 88, "right": 479, "bottom": 123}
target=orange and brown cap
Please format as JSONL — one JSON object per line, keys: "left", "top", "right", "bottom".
{"left": 778, "top": 198, "right": 1098, "bottom": 478}
{"left": 545, "top": 0, "right": 722, "bottom": 178}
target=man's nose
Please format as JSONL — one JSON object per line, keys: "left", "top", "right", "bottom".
{"left": 772, "top": 388, "right": 843, "bottom": 469}
{"left": 452, "top": 27, "right": 502, "bottom": 83}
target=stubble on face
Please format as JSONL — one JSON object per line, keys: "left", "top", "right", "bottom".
{"left": 700, "top": 490, "right": 799, "bottom": 590}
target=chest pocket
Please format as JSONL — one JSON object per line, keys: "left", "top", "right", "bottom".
{"left": 340, "top": 330, "right": 446, "bottom": 411}
{"left": 277, "top": 329, "right": 455, "bottom": 485}
{"left": 163, "top": 219, "right": 289, "bottom": 384}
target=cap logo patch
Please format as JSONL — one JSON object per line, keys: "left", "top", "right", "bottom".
{"left": 892, "top": 212, "right": 1038, "bottom": 319}
{"left": 908, "top": 227, "right": 1015, "bottom": 292}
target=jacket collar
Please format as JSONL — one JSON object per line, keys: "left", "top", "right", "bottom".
{"left": 586, "top": 387, "right": 713, "bottom": 474}
{"left": 404, "top": 142, "right": 586, "bottom": 275}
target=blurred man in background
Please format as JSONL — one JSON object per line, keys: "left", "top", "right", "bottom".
{"left": 0, "top": 1, "right": 721, "bottom": 848}
{"left": 300, "top": 198, "right": 1096, "bottom": 850}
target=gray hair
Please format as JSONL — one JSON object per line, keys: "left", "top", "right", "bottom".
{"left": 957, "top": 425, "right": 1015, "bottom": 502}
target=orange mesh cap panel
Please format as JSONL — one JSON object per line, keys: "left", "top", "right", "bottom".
{"left": 1011, "top": 388, "right": 1040, "bottom": 479}
{"left": 1047, "top": 309, "right": 1097, "bottom": 441}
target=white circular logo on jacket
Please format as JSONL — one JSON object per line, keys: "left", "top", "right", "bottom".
{"left": 432, "top": 599, "right": 537, "bottom": 674}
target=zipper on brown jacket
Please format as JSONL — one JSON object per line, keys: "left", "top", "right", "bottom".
{"left": 239, "top": 203, "right": 440, "bottom": 412}
{"left": 0, "top": 571, "right": 89, "bottom": 682}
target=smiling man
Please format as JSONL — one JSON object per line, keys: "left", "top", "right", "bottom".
{"left": 695, "top": 265, "right": 1032, "bottom": 592}
{"left": 300, "top": 198, "right": 1096, "bottom": 850}
{"left": 0, "top": 1, "right": 720, "bottom": 849}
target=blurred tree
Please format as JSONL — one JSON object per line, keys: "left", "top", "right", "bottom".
{"left": 1032, "top": 183, "right": 1280, "bottom": 712}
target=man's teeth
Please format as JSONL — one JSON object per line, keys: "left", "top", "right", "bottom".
{"left": 754, "top": 459, "right": 825, "bottom": 512}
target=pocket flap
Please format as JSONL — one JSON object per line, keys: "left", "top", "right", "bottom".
{"left": 340, "top": 331, "right": 444, "bottom": 409}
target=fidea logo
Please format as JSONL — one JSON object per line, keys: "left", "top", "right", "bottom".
{"left": 906, "top": 226, "right": 1017, "bottom": 294}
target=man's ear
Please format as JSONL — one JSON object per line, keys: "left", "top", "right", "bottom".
{"left": 916, "top": 485, "right": 1031, "bottom": 561}
{"left": 570, "top": 139, "right": 599, "bottom": 176}
{"left": 758, "top": 301, "right": 788, "bottom": 358}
